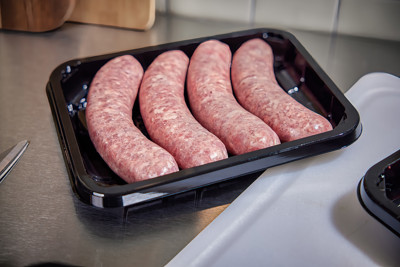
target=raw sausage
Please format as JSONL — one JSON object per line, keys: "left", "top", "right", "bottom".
{"left": 86, "top": 55, "right": 179, "bottom": 183}
{"left": 231, "top": 38, "right": 333, "bottom": 142}
{"left": 187, "top": 40, "right": 280, "bottom": 155}
{"left": 139, "top": 50, "right": 228, "bottom": 169}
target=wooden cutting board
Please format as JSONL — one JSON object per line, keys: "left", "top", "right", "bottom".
{"left": 68, "top": 0, "right": 155, "bottom": 31}
{"left": 0, "top": 0, "right": 154, "bottom": 32}
{"left": 0, "top": 0, "right": 76, "bottom": 32}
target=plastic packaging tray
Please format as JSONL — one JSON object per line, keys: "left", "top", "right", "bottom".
{"left": 46, "top": 28, "right": 361, "bottom": 209}
{"left": 358, "top": 149, "right": 400, "bottom": 237}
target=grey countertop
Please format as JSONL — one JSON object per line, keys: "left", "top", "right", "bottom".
{"left": 0, "top": 13, "right": 399, "bottom": 267}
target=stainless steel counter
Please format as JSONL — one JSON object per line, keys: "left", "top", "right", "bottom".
{"left": 0, "top": 13, "right": 399, "bottom": 267}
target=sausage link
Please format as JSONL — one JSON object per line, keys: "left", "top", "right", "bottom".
{"left": 139, "top": 50, "right": 228, "bottom": 169}
{"left": 187, "top": 40, "right": 280, "bottom": 155}
{"left": 231, "top": 38, "right": 333, "bottom": 142}
{"left": 86, "top": 55, "right": 179, "bottom": 183}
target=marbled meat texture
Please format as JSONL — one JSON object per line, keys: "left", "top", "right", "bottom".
{"left": 139, "top": 50, "right": 228, "bottom": 169}
{"left": 187, "top": 40, "right": 280, "bottom": 155}
{"left": 86, "top": 55, "right": 179, "bottom": 183}
{"left": 231, "top": 38, "right": 333, "bottom": 142}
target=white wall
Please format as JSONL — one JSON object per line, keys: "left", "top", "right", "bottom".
{"left": 155, "top": 0, "right": 400, "bottom": 41}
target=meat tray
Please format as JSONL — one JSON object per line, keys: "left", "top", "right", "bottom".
{"left": 46, "top": 28, "right": 361, "bottom": 209}
{"left": 358, "top": 149, "right": 400, "bottom": 237}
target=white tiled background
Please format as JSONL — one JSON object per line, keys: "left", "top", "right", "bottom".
{"left": 155, "top": 0, "right": 400, "bottom": 41}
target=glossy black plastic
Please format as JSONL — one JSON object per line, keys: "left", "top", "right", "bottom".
{"left": 358, "top": 149, "right": 400, "bottom": 237}
{"left": 46, "top": 28, "right": 361, "bottom": 209}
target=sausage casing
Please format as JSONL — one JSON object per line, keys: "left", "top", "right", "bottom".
{"left": 86, "top": 55, "right": 179, "bottom": 183}
{"left": 232, "top": 38, "right": 333, "bottom": 142}
{"left": 139, "top": 50, "right": 228, "bottom": 169}
{"left": 187, "top": 40, "right": 280, "bottom": 155}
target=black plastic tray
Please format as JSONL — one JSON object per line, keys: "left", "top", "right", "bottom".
{"left": 46, "top": 28, "right": 361, "bottom": 209}
{"left": 358, "top": 149, "right": 400, "bottom": 237}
